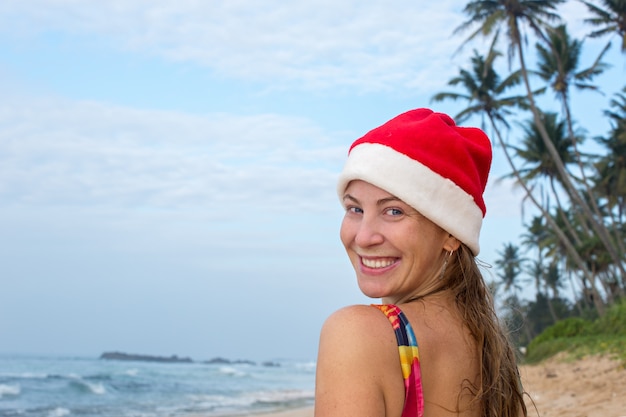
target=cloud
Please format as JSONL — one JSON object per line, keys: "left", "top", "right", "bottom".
{"left": 0, "top": 95, "right": 345, "bottom": 214}
{"left": 0, "top": 0, "right": 469, "bottom": 93}
{"left": 558, "top": 1, "right": 595, "bottom": 38}
{"left": 1, "top": 1, "right": 610, "bottom": 97}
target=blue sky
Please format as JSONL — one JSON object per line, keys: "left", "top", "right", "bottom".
{"left": 0, "top": 1, "right": 622, "bottom": 362}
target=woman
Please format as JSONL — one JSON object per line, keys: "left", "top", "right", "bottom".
{"left": 314, "top": 109, "right": 527, "bottom": 417}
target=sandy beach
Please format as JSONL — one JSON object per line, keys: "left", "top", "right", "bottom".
{"left": 257, "top": 354, "right": 626, "bottom": 417}
{"left": 520, "top": 354, "right": 626, "bottom": 417}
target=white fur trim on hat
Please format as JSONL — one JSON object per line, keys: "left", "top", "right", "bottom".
{"left": 337, "top": 143, "right": 483, "bottom": 255}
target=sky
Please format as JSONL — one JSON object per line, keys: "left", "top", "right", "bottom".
{"left": 0, "top": 1, "right": 623, "bottom": 362}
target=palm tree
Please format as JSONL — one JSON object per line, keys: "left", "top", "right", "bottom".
{"left": 544, "top": 206, "right": 608, "bottom": 315}
{"left": 580, "top": 0, "right": 626, "bottom": 53}
{"left": 593, "top": 86, "right": 626, "bottom": 274}
{"left": 594, "top": 86, "right": 626, "bottom": 221}
{"left": 534, "top": 23, "right": 611, "bottom": 242}
{"left": 494, "top": 243, "right": 539, "bottom": 343}
{"left": 431, "top": 40, "right": 530, "bottom": 127}
{"left": 535, "top": 23, "right": 610, "bottom": 135}
{"left": 456, "top": 0, "right": 624, "bottom": 282}
{"left": 520, "top": 216, "right": 550, "bottom": 294}
{"left": 454, "top": 0, "right": 565, "bottom": 67}
{"left": 495, "top": 242, "right": 526, "bottom": 297}
{"left": 525, "top": 259, "right": 546, "bottom": 297}
{"left": 578, "top": 231, "right": 619, "bottom": 302}
{"left": 512, "top": 112, "right": 586, "bottom": 243}
{"left": 514, "top": 112, "right": 578, "bottom": 188}
{"left": 543, "top": 263, "right": 564, "bottom": 322}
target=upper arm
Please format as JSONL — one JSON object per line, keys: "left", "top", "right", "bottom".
{"left": 314, "top": 305, "right": 404, "bottom": 417}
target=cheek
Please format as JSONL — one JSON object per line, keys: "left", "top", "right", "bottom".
{"left": 339, "top": 217, "right": 354, "bottom": 249}
{"left": 403, "top": 224, "right": 445, "bottom": 257}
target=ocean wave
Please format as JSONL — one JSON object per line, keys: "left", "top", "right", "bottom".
{"left": 182, "top": 390, "right": 313, "bottom": 416}
{"left": 250, "top": 388, "right": 315, "bottom": 405}
{"left": 0, "top": 383, "right": 21, "bottom": 398}
{"left": 293, "top": 361, "right": 316, "bottom": 372}
{"left": 47, "top": 407, "right": 71, "bottom": 417}
{"left": 83, "top": 373, "right": 113, "bottom": 381}
{"left": 189, "top": 389, "right": 314, "bottom": 410}
{"left": 218, "top": 366, "right": 247, "bottom": 377}
{"left": 68, "top": 378, "right": 106, "bottom": 395}
{"left": 186, "top": 389, "right": 313, "bottom": 408}
{"left": 0, "top": 355, "right": 315, "bottom": 417}
{"left": 0, "top": 372, "right": 48, "bottom": 380}
{"left": 186, "top": 393, "right": 237, "bottom": 407}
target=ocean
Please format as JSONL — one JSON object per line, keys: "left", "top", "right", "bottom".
{"left": 0, "top": 354, "right": 315, "bottom": 417}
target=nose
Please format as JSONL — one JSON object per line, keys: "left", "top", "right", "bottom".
{"left": 353, "top": 214, "right": 384, "bottom": 247}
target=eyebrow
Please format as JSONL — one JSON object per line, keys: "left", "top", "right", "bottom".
{"left": 343, "top": 194, "right": 403, "bottom": 206}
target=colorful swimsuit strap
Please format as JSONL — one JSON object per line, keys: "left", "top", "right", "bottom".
{"left": 372, "top": 304, "right": 424, "bottom": 417}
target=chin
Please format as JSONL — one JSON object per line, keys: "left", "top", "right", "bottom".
{"left": 357, "top": 281, "right": 389, "bottom": 300}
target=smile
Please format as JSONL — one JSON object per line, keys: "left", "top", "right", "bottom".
{"left": 361, "top": 257, "right": 397, "bottom": 269}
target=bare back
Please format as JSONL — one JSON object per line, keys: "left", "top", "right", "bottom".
{"left": 398, "top": 296, "right": 481, "bottom": 417}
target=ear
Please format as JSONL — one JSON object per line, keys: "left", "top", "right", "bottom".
{"left": 443, "top": 235, "right": 461, "bottom": 252}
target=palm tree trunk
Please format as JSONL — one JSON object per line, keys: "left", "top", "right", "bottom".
{"left": 546, "top": 296, "right": 559, "bottom": 323}
{"left": 548, "top": 177, "right": 583, "bottom": 246}
{"left": 567, "top": 270, "right": 585, "bottom": 316}
{"left": 559, "top": 92, "right": 626, "bottom": 265}
{"left": 488, "top": 115, "right": 606, "bottom": 315}
{"left": 513, "top": 37, "right": 626, "bottom": 282}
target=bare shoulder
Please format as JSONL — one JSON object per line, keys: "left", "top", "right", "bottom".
{"left": 317, "top": 305, "right": 398, "bottom": 373}
{"left": 320, "top": 304, "right": 392, "bottom": 341}
{"left": 315, "top": 305, "right": 405, "bottom": 417}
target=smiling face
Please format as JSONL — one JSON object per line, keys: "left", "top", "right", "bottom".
{"left": 340, "top": 180, "right": 459, "bottom": 304}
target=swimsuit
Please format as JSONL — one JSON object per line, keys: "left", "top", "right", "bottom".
{"left": 373, "top": 304, "right": 424, "bottom": 417}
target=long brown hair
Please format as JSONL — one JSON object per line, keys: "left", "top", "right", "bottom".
{"left": 441, "top": 244, "right": 527, "bottom": 417}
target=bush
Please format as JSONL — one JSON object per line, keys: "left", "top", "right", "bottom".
{"left": 591, "top": 300, "right": 626, "bottom": 336}
{"left": 524, "top": 300, "right": 626, "bottom": 364}
{"left": 529, "top": 317, "right": 590, "bottom": 344}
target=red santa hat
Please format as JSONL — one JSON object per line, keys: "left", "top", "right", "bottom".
{"left": 337, "top": 108, "right": 492, "bottom": 255}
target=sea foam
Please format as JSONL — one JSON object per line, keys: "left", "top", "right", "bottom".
{"left": 47, "top": 407, "right": 71, "bottom": 417}
{"left": 218, "top": 366, "right": 247, "bottom": 377}
{"left": 0, "top": 383, "right": 21, "bottom": 398}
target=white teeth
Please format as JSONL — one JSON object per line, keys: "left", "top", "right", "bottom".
{"left": 362, "top": 258, "right": 395, "bottom": 269}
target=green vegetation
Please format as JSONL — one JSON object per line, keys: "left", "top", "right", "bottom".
{"left": 524, "top": 300, "right": 626, "bottom": 364}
